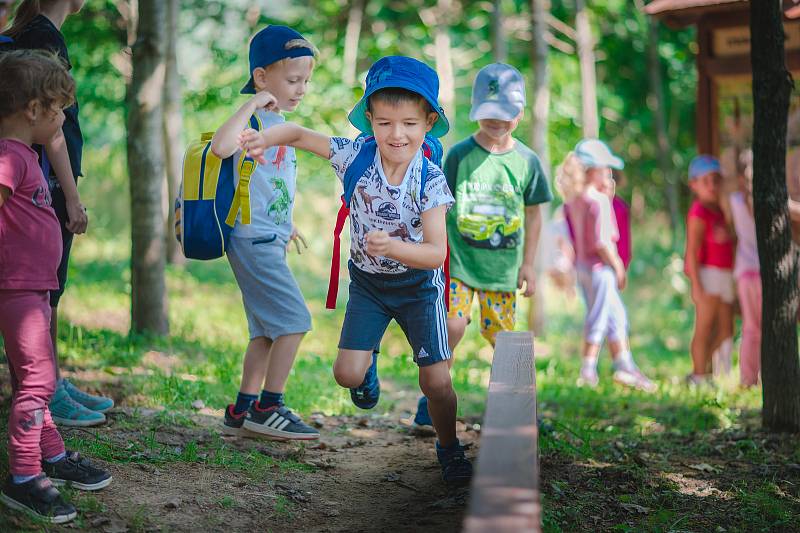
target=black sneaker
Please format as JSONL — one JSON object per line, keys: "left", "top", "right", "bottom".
{"left": 350, "top": 350, "right": 380, "bottom": 409}
{"left": 222, "top": 404, "right": 248, "bottom": 436}
{"left": 0, "top": 473, "right": 77, "bottom": 524}
{"left": 42, "top": 451, "right": 112, "bottom": 491}
{"left": 243, "top": 404, "right": 320, "bottom": 440}
{"left": 436, "top": 442, "right": 473, "bottom": 486}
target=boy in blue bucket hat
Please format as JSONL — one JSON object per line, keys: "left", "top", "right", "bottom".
{"left": 238, "top": 55, "right": 472, "bottom": 485}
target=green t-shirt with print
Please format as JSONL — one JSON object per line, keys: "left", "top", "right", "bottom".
{"left": 444, "top": 136, "right": 553, "bottom": 292}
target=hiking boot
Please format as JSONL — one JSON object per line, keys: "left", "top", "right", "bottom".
{"left": 436, "top": 441, "right": 472, "bottom": 486}
{"left": 413, "top": 395, "right": 433, "bottom": 427}
{"left": 62, "top": 379, "right": 114, "bottom": 413}
{"left": 244, "top": 404, "right": 320, "bottom": 440}
{"left": 613, "top": 368, "right": 657, "bottom": 393}
{"left": 50, "top": 381, "right": 105, "bottom": 427}
{"left": 0, "top": 474, "right": 76, "bottom": 524}
{"left": 221, "top": 404, "right": 248, "bottom": 437}
{"left": 42, "top": 451, "right": 112, "bottom": 491}
{"left": 576, "top": 365, "right": 599, "bottom": 388}
{"left": 350, "top": 350, "right": 380, "bottom": 409}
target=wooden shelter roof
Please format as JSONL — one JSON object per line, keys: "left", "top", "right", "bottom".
{"left": 645, "top": 0, "right": 800, "bottom": 28}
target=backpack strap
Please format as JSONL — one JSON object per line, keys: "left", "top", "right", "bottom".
{"left": 326, "top": 139, "right": 377, "bottom": 309}
{"left": 225, "top": 114, "right": 262, "bottom": 226}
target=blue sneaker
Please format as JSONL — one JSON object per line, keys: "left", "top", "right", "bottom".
{"left": 349, "top": 351, "right": 380, "bottom": 409}
{"left": 436, "top": 441, "right": 472, "bottom": 486}
{"left": 413, "top": 395, "right": 432, "bottom": 427}
{"left": 62, "top": 379, "right": 114, "bottom": 413}
{"left": 49, "top": 381, "right": 105, "bottom": 427}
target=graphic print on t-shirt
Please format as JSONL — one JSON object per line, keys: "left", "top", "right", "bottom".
{"left": 455, "top": 178, "right": 523, "bottom": 250}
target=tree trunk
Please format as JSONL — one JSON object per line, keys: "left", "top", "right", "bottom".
{"left": 343, "top": 0, "right": 365, "bottom": 87}
{"left": 431, "top": 0, "right": 455, "bottom": 145}
{"left": 163, "top": 0, "right": 184, "bottom": 265}
{"left": 127, "top": 0, "right": 168, "bottom": 335}
{"left": 492, "top": 0, "right": 507, "bottom": 63}
{"left": 574, "top": 0, "right": 598, "bottom": 138}
{"left": 750, "top": 1, "right": 800, "bottom": 433}
{"left": 645, "top": 15, "right": 679, "bottom": 245}
{"left": 528, "top": 0, "right": 551, "bottom": 335}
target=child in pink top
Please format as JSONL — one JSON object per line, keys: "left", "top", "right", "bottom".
{"left": 557, "top": 140, "right": 655, "bottom": 392}
{"left": 684, "top": 155, "right": 736, "bottom": 384}
{"left": 0, "top": 50, "right": 110, "bottom": 524}
{"left": 730, "top": 151, "right": 761, "bottom": 386}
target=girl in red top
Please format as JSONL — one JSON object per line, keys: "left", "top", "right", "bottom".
{"left": 684, "top": 155, "right": 736, "bottom": 384}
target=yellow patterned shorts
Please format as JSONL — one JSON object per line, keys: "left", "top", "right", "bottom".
{"left": 448, "top": 278, "right": 516, "bottom": 346}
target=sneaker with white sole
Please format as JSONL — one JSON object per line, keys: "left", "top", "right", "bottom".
{"left": 576, "top": 365, "right": 599, "bottom": 388}
{"left": 49, "top": 382, "right": 106, "bottom": 427}
{"left": 613, "top": 368, "right": 657, "bottom": 393}
{"left": 221, "top": 404, "right": 248, "bottom": 437}
{"left": 243, "top": 405, "right": 319, "bottom": 440}
{"left": 0, "top": 474, "right": 76, "bottom": 524}
{"left": 62, "top": 379, "right": 114, "bottom": 413}
{"left": 42, "top": 451, "right": 112, "bottom": 491}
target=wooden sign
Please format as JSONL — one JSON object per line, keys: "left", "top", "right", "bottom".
{"left": 713, "top": 23, "right": 800, "bottom": 57}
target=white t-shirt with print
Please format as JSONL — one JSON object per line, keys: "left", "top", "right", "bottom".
{"left": 329, "top": 136, "right": 454, "bottom": 274}
{"left": 231, "top": 110, "right": 296, "bottom": 242}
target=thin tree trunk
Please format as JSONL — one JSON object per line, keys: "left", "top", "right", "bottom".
{"left": 127, "top": 0, "right": 168, "bottom": 335}
{"left": 750, "top": 1, "right": 800, "bottom": 433}
{"left": 431, "top": 0, "right": 455, "bottom": 145}
{"left": 164, "top": 0, "right": 184, "bottom": 265}
{"left": 492, "top": 0, "right": 507, "bottom": 63}
{"left": 343, "top": 0, "right": 365, "bottom": 86}
{"left": 575, "top": 0, "right": 598, "bottom": 138}
{"left": 646, "top": 15, "right": 679, "bottom": 245}
{"left": 529, "top": 0, "right": 551, "bottom": 335}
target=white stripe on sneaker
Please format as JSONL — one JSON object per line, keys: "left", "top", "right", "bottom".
{"left": 276, "top": 418, "right": 291, "bottom": 430}
{"left": 265, "top": 412, "right": 280, "bottom": 426}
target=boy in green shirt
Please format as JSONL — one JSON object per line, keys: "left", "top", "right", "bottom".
{"left": 415, "top": 63, "right": 553, "bottom": 425}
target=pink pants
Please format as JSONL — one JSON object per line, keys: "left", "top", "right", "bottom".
{"left": 737, "top": 272, "right": 762, "bottom": 386}
{"left": 0, "top": 290, "right": 65, "bottom": 476}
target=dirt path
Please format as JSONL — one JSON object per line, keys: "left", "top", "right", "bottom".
{"left": 25, "top": 408, "right": 477, "bottom": 533}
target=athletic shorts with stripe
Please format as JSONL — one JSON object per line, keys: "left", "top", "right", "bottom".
{"left": 338, "top": 261, "right": 451, "bottom": 366}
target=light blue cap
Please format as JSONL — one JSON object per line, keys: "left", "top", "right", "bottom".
{"left": 574, "top": 139, "right": 624, "bottom": 170}
{"left": 688, "top": 155, "right": 721, "bottom": 181}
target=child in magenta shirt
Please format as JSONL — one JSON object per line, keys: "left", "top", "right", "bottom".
{"left": 0, "top": 50, "right": 110, "bottom": 524}
{"left": 684, "top": 155, "right": 736, "bottom": 384}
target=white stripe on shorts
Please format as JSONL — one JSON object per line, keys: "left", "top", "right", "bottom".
{"left": 432, "top": 268, "right": 451, "bottom": 360}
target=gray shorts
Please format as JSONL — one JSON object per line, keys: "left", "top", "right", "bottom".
{"left": 227, "top": 235, "right": 311, "bottom": 340}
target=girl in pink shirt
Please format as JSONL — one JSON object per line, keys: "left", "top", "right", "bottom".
{"left": 0, "top": 50, "right": 110, "bottom": 524}
{"left": 684, "top": 155, "right": 736, "bottom": 384}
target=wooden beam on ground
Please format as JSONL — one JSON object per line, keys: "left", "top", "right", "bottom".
{"left": 463, "top": 331, "right": 540, "bottom": 533}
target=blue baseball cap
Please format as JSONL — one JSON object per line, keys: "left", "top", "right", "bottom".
{"left": 241, "top": 25, "right": 315, "bottom": 95}
{"left": 348, "top": 56, "right": 450, "bottom": 138}
{"left": 574, "top": 139, "right": 624, "bottom": 170}
{"left": 470, "top": 63, "right": 526, "bottom": 121}
{"left": 688, "top": 154, "right": 721, "bottom": 181}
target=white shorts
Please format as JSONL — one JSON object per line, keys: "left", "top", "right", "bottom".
{"left": 699, "top": 266, "right": 735, "bottom": 304}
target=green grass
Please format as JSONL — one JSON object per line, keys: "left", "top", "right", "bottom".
{"left": 1, "top": 220, "right": 799, "bottom": 531}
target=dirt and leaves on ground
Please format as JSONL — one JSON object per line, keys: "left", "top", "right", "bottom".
{"left": 0, "top": 232, "right": 799, "bottom": 531}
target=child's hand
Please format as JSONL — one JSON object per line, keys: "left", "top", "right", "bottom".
{"left": 365, "top": 230, "right": 392, "bottom": 257}
{"left": 65, "top": 199, "right": 88, "bottom": 234}
{"left": 517, "top": 263, "right": 536, "bottom": 297}
{"left": 250, "top": 90, "right": 277, "bottom": 113}
{"left": 238, "top": 128, "right": 269, "bottom": 165}
{"left": 615, "top": 266, "right": 627, "bottom": 291}
{"left": 691, "top": 284, "right": 707, "bottom": 304}
{"left": 287, "top": 226, "right": 308, "bottom": 254}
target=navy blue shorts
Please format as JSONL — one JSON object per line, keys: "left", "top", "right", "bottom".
{"left": 339, "top": 262, "right": 451, "bottom": 367}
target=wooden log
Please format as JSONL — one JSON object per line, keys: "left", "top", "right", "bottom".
{"left": 463, "top": 331, "right": 540, "bottom": 533}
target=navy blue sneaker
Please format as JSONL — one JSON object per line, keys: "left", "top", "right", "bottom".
{"left": 350, "top": 351, "right": 380, "bottom": 409}
{"left": 413, "top": 395, "right": 432, "bottom": 427}
{"left": 436, "top": 441, "right": 472, "bottom": 486}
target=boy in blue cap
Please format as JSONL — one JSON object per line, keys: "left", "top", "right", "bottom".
{"left": 239, "top": 56, "right": 473, "bottom": 484}
{"left": 210, "top": 25, "right": 319, "bottom": 440}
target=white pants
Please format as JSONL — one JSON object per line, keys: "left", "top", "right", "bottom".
{"left": 577, "top": 265, "right": 629, "bottom": 346}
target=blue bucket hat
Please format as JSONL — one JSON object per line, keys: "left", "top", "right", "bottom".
{"left": 348, "top": 56, "right": 449, "bottom": 138}
{"left": 688, "top": 155, "right": 721, "bottom": 181}
{"left": 241, "top": 25, "right": 315, "bottom": 94}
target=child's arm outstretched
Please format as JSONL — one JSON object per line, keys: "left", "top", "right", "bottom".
{"left": 237, "top": 123, "right": 331, "bottom": 163}
{"left": 365, "top": 206, "right": 448, "bottom": 270}
{"left": 518, "top": 204, "right": 543, "bottom": 297}
{"left": 210, "top": 91, "right": 278, "bottom": 159}
{"left": 685, "top": 216, "right": 706, "bottom": 303}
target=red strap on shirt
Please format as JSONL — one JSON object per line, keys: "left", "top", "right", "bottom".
{"left": 327, "top": 198, "right": 351, "bottom": 309}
